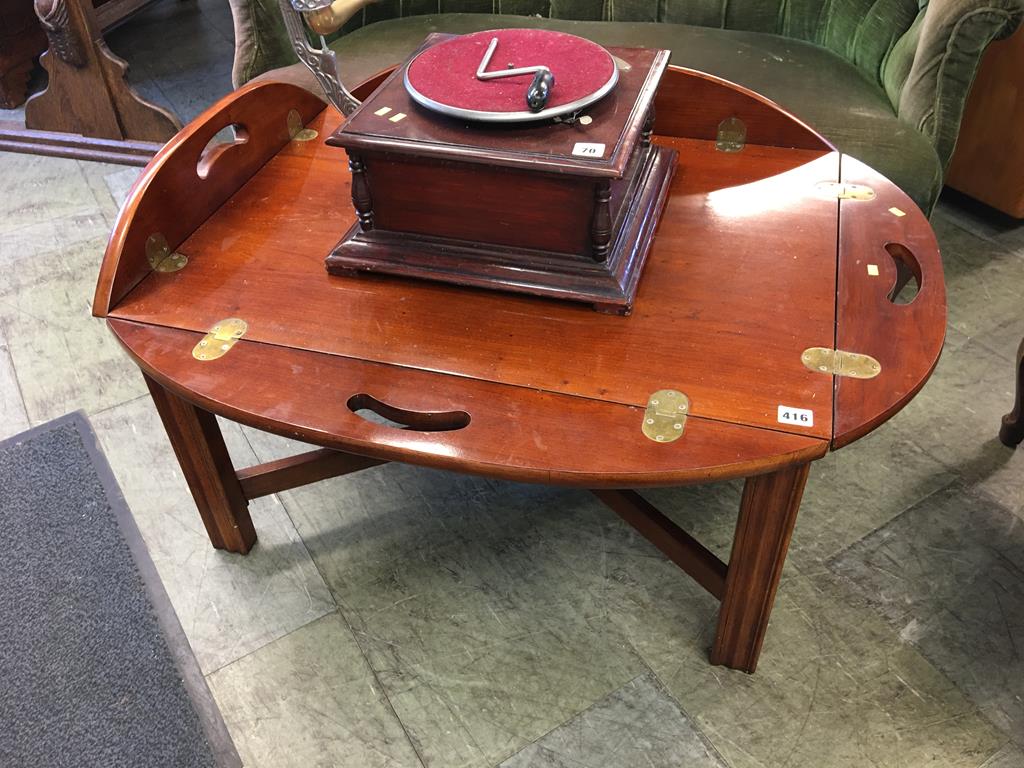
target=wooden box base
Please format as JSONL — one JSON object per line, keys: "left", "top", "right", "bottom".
{"left": 326, "top": 144, "right": 677, "bottom": 314}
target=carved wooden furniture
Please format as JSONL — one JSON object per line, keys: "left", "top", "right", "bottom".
{"left": 0, "top": 0, "right": 47, "bottom": 109}
{"left": 93, "top": 68, "right": 947, "bottom": 673}
{"left": 946, "top": 26, "right": 1024, "bottom": 218}
{"left": 0, "top": 0, "right": 180, "bottom": 165}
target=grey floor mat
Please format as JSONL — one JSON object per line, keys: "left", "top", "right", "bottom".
{"left": 0, "top": 412, "right": 240, "bottom": 768}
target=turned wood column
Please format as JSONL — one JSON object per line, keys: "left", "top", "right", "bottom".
{"left": 348, "top": 152, "right": 374, "bottom": 230}
{"left": 641, "top": 105, "right": 655, "bottom": 148}
{"left": 591, "top": 179, "right": 612, "bottom": 262}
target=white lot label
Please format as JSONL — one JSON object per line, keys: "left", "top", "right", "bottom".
{"left": 572, "top": 142, "right": 606, "bottom": 158}
{"left": 777, "top": 405, "right": 814, "bottom": 427}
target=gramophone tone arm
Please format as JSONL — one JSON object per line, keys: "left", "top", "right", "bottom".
{"left": 279, "top": 0, "right": 376, "bottom": 116}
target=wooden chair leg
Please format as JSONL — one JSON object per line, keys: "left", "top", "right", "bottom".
{"left": 144, "top": 374, "right": 257, "bottom": 554}
{"left": 711, "top": 462, "right": 810, "bottom": 673}
{"left": 999, "top": 336, "right": 1024, "bottom": 447}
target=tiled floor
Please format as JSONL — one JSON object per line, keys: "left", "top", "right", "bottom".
{"left": 4, "top": 3, "right": 1024, "bottom": 766}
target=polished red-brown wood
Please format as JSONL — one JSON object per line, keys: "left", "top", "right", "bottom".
{"left": 99, "top": 101, "right": 845, "bottom": 441}
{"left": 326, "top": 144, "right": 676, "bottom": 311}
{"left": 593, "top": 489, "right": 727, "bottom": 599}
{"left": 94, "top": 81, "right": 326, "bottom": 315}
{"left": 112, "top": 320, "right": 828, "bottom": 487}
{"left": 711, "top": 462, "right": 810, "bottom": 672}
{"left": 832, "top": 156, "right": 947, "bottom": 448}
{"left": 237, "top": 448, "right": 385, "bottom": 500}
{"left": 93, "top": 69, "right": 946, "bottom": 672}
{"left": 145, "top": 373, "right": 256, "bottom": 554}
{"left": 652, "top": 67, "right": 832, "bottom": 152}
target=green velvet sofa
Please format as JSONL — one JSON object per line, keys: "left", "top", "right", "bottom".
{"left": 228, "top": 0, "right": 1023, "bottom": 214}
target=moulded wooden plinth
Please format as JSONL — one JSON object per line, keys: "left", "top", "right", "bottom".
{"left": 325, "top": 144, "right": 677, "bottom": 313}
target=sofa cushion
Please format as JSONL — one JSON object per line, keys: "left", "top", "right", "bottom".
{"left": 256, "top": 13, "right": 941, "bottom": 212}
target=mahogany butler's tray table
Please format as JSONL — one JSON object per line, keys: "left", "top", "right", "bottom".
{"left": 94, "top": 68, "right": 946, "bottom": 673}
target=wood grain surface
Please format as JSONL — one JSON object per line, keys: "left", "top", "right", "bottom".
{"left": 95, "top": 69, "right": 946, "bottom": 477}
{"left": 94, "top": 81, "right": 326, "bottom": 315}
{"left": 832, "top": 155, "right": 947, "bottom": 448}
{"left": 104, "top": 108, "right": 842, "bottom": 440}
{"left": 112, "top": 319, "right": 827, "bottom": 487}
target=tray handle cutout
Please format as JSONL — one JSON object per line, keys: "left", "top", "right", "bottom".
{"left": 347, "top": 394, "right": 470, "bottom": 432}
{"left": 885, "top": 242, "right": 921, "bottom": 305}
{"left": 197, "top": 123, "right": 249, "bottom": 180}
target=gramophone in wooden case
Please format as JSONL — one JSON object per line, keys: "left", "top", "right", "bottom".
{"left": 277, "top": 3, "right": 675, "bottom": 312}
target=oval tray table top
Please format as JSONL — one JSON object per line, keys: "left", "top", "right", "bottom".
{"left": 94, "top": 69, "right": 946, "bottom": 485}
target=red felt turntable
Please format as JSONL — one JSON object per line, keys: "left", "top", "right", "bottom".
{"left": 404, "top": 29, "right": 619, "bottom": 122}
{"left": 325, "top": 29, "right": 676, "bottom": 314}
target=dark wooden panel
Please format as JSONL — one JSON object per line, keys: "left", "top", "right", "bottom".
{"left": 368, "top": 153, "right": 594, "bottom": 252}
{"left": 110, "top": 320, "right": 828, "bottom": 487}
{"left": 145, "top": 373, "right": 257, "bottom": 554}
{"left": 0, "top": 0, "right": 46, "bottom": 109}
{"left": 832, "top": 156, "right": 946, "bottom": 448}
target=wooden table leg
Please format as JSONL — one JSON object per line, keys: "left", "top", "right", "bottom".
{"left": 999, "top": 336, "right": 1024, "bottom": 447}
{"left": 144, "top": 374, "right": 257, "bottom": 554}
{"left": 710, "top": 462, "right": 810, "bottom": 672}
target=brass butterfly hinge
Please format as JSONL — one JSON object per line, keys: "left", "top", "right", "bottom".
{"left": 815, "top": 181, "right": 876, "bottom": 201}
{"left": 287, "top": 109, "right": 318, "bottom": 142}
{"left": 192, "top": 318, "right": 247, "bottom": 361}
{"left": 642, "top": 389, "right": 689, "bottom": 443}
{"left": 716, "top": 116, "right": 746, "bottom": 153}
{"left": 146, "top": 233, "right": 187, "bottom": 273}
{"left": 802, "top": 347, "right": 881, "bottom": 379}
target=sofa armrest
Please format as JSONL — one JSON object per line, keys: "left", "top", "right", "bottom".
{"left": 894, "top": 0, "right": 1023, "bottom": 169}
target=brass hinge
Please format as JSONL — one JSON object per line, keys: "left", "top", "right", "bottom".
{"left": 716, "top": 116, "right": 746, "bottom": 153}
{"left": 814, "top": 181, "right": 875, "bottom": 201}
{"left": 146, "top": 233, "right": 187, "bottom": 273}
{"left": 642, "top": 389, "right": 689, "bottom": 443}
{"left": 287, "top": 109, "right": 318, "bottom": 142}
{"left": 192, "top": 318, "right": 247, "bottom": 361}
{"left": 802, "top": 347, "right": 881, "bottom": 379}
